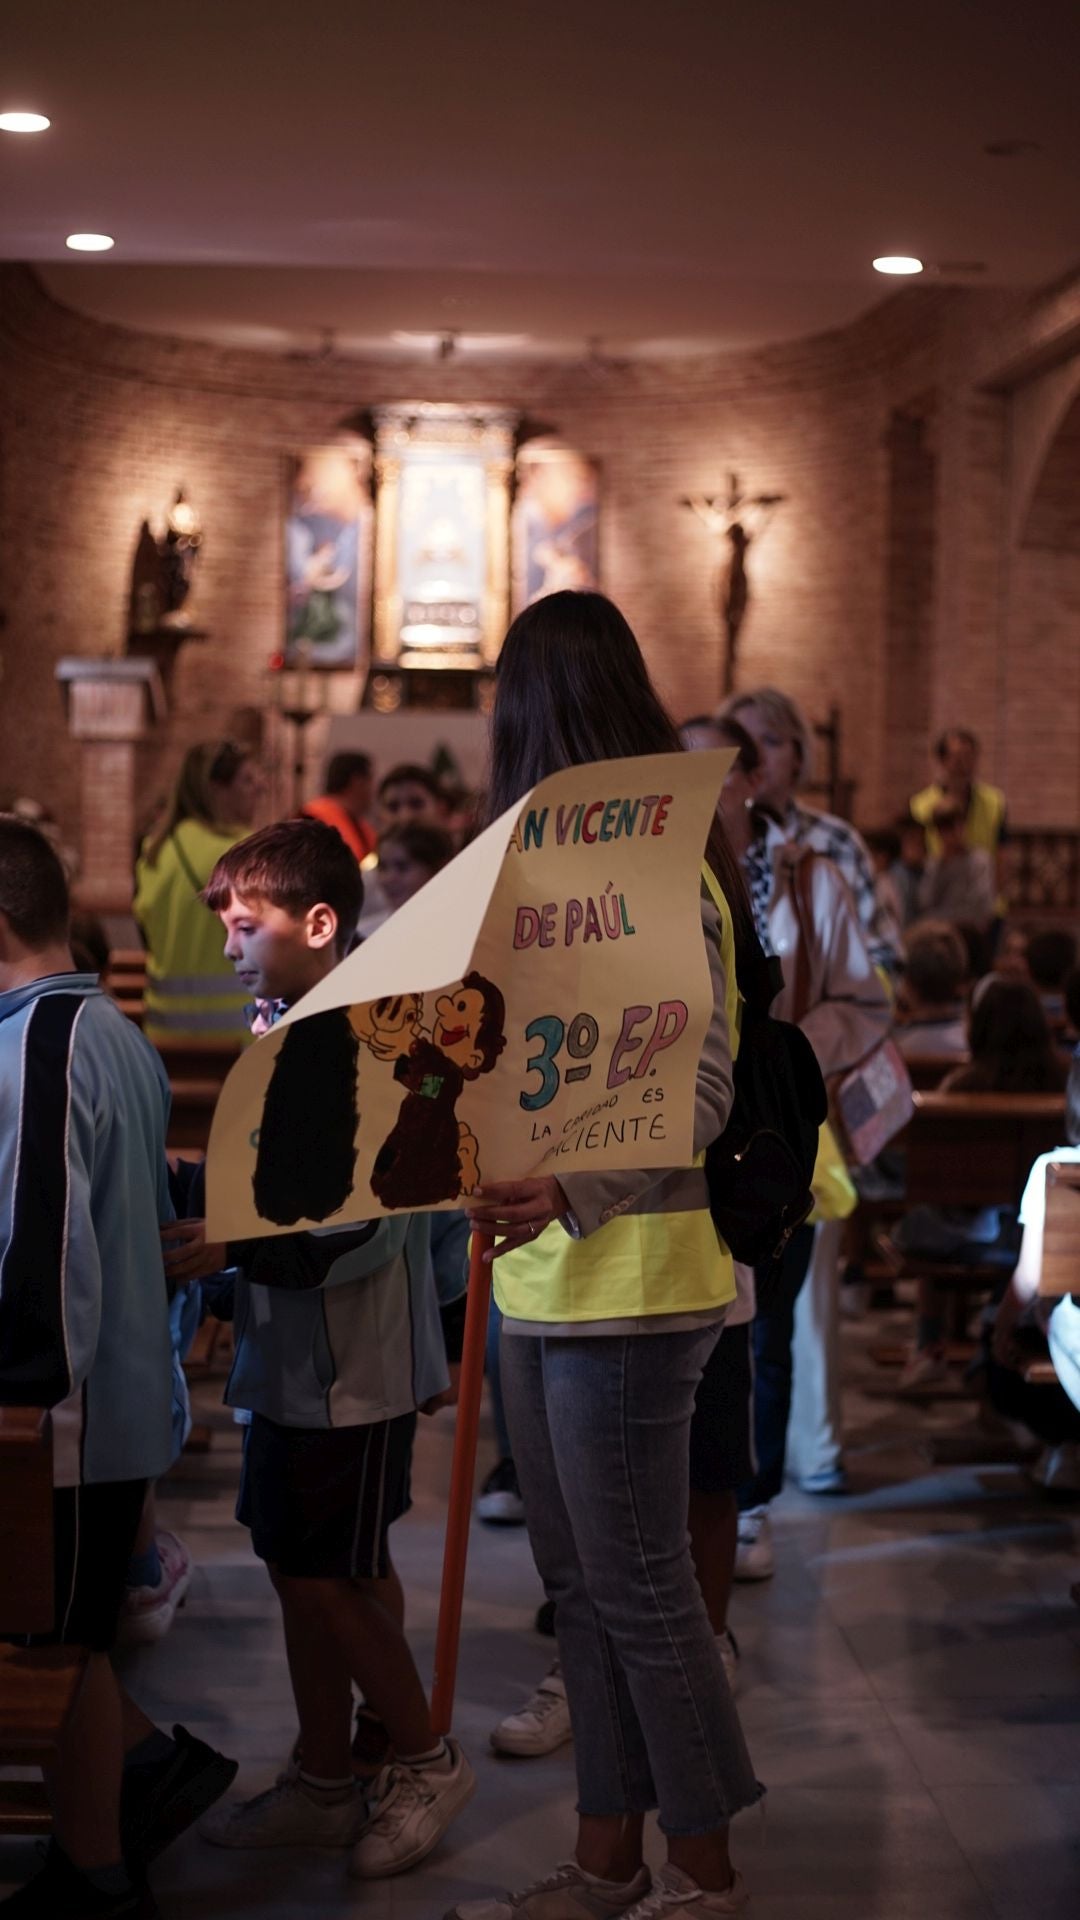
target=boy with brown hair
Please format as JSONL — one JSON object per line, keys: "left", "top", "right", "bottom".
{"left": 168, "top": 818, "right": 474, "bottom": 1881}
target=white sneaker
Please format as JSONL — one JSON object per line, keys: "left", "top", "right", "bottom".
{"left": 200, "top": 1775, "right": 367, "bottom": 1848}
{"left": 446, "top": 1860, "right": 651, "bottom": 1920}
{"left": 118, "top": 1531, "right": 192, "bottom": 1645}
{"left": 491, "top": 1663, "right": 573, "bottom": 1757}
{"left": 348, "top": 1737, "right": 475, "bottom": 1878}
{"left": 476, "top": 1458, "right": 526, "bottom": 1525}
{"left": 622, "top": 1862, "right": 747, "bottom": 1919}
{"left": 716, "top": 1629, "right": 740, "bottom": 1690}
{"left": 734, "top": 1507, "right": 774, "bottom": 1582}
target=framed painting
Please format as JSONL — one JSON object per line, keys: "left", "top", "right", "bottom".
{"left": 371, "top": 406, "right": 517, "bottom": 670}
{"left": 512, "top": 439, "right": 600, "bottom": 613}
{"left": 285, "top": 445, "right": 374, "bottom": 671}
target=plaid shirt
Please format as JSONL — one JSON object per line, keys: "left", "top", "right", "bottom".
{"left": 744, "top": 829, "right": 776, "bottom": 956}
{"left": 246, "top": 997, "right": 287, "bottom": 1037}
{"left": 781, "top": 801, "right": 902, "bottom": 973}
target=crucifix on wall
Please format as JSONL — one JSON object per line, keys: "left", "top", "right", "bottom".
{"left": 681, "top": 474, "right": 785, "bottom": 696}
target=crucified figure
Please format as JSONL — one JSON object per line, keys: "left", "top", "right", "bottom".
{"left": 681, "top": 474, "right": 785, "bottom": 695}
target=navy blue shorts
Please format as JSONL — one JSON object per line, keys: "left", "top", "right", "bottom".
{"left": 237, "top": 1412, "right": 416, "bottom": 1580}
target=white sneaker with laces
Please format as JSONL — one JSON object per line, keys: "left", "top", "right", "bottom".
{"left": 201, "top": 1775, "right": 367, "bottom": 1848}
{"left": 734, "top": 1507, "right": 774, "bottom": 1582}
{"left": 622, "top": 1863, "right": 748, "bottom": 1920}
{"left": 446, "top": 1860, "right": 651, "bottom": 1920}
{"left": 491, "top": 1662, "right": 572, "bottom": 1756}
{"left": 348, "top": 1737, "right": 475, "bottom": 1878}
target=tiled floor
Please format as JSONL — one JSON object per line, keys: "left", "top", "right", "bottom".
{"left": 3, "top": 1316, "right": 1079, "bottom": 1918}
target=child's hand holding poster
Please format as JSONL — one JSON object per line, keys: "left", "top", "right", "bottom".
{"left": 205, "top": 749, "right": 732, "bottom": 1240}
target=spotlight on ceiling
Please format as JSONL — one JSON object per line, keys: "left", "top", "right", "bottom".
{"left": 872, "top": 256, "right": 924, "bottom": 276}
{"left": 0, "top": 110, "right": 50, "bottom": 133}
{"left": 66, "top": 232, "right": 115, "bottom": 252}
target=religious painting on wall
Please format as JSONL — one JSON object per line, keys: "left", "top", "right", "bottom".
{"left": 397, "top": 452, "right": 488, "bottom": 663}
{"left": 512, "top": 439, "right": 600, "bottom": 613}
{"left": 371, "top": 406, "right": 517, "bottom": 676}
{"left": 285, "top": 445, "right": 374, "bottom": 670}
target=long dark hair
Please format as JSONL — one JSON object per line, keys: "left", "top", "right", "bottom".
{"left": 959, "top": 978, "right": 1065, "bottom": 1094}
{"left": 487, "top": 591, "right": 760, "bottom": 978}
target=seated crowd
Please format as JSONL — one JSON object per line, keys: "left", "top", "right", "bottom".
{"left": 2, "top": 597, "right": 1079, "bottom": 1920}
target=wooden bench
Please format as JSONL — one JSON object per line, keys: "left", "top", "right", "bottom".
{"left": 870, "top": 1092, "right": 1066, "bottom": 1374}
{"left": 155, "top": 1044, "right": 243, "bottom": 1086}
{"left": 0, "top": 1410, "right": 89, "bottom": 1836}
{"left": 904, "top": 1091, "right": 1066, "bottom": 1216}
{"left": 901, "top": 1052, "right": 968, "bottom": 1092}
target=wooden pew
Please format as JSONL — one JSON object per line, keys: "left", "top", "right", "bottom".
{"left": 104, "top": 950, "right": 147, "bottom": 1024}
{"left": 155, "top": 1043, "right": 242, "bottom": 1087}
{"left": 870, "top": 1092, "right": 1066, "bottom": 1377}
{"left": 904, "top": 1091, "right": 1065, "bottom": 1215}
{"left": 0, "top": 1410, "right": 89, "bottom": 1836}
{"left": 158, "top": 1045, "right": 240, "bottom": 1153}
{"left": 166, "top": 1079, "right": 223, "bottom": 1153}
{"left": 902, "top": 1091, "right": 1064, "bottom": 1309}
{"left": 899, "top": 1052, "right": 966, "bottom": 1092}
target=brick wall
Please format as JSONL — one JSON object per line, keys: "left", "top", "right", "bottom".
{"left": 1, "top": 266, "right": 1078, "bottom": 864}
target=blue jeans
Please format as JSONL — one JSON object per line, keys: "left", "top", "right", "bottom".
{"left": 739, "top": 1224, "right": 815, "bottom": 1511}
{"left": 487, "top": 1297, "right": 513, "bottom": 1462}
{"left": 501, "top": 1325, "right": 761, "bottom": 1835}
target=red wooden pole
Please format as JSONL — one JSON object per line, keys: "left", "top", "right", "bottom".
{"left": 430, "top": 1229, "right": 495, "bottom": 1737}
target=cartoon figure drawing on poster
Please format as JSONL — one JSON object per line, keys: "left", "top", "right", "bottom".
{"left": 357, "top": 977, "right": 506, "bottom": 1209}
{"left": 251, "top": 1008, "right": 360, "bottom": 1226}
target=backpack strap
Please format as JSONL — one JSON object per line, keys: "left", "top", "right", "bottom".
{"left": 786, "top": 849, "right": 817, "bottom": 1026}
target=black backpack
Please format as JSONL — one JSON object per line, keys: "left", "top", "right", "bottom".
{"left": 704, "top": 883, "right": 827, "bottom": 1273}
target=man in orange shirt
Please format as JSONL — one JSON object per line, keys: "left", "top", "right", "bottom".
{"left": 302, "top": 752, "right": 376, "bottom": 862}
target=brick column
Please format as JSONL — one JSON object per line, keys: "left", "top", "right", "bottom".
{"left": 54, "top": 660, "right": 165, "bottom": 911}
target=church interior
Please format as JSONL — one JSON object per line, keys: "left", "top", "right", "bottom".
{"left": 1, "top": 5, "right": 1079, "bottom": 1918}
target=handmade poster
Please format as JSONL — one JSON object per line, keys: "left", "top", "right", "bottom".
{"left": 205, "top": 749, "right": 732, "bottom": 1241}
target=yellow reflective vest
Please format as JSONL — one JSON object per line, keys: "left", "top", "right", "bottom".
{"left": 910, "top": 778, "right": 1007, "bottom": 914}
{"left": 494, "top": 872, "right": 739, "bottom": 1326}
{"left": 134, "top": 819, "right": 251, "bottom": 1048}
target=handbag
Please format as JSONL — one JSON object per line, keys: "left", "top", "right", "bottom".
{"left": 790, "top": 852, "right": 914, "bottom": 1167}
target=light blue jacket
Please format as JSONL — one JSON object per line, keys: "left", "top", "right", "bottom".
{"left": 224, "top": 1212, "right": 449, "bottom": 1428}
{"left": 0, "top": 975, "right": 175, "bottom": 1487}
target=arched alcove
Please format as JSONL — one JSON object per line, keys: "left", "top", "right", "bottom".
{"left": 1021, "top": 389, "right": 1080, "bottom": 551}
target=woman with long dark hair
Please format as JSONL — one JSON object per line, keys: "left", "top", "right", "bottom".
{"left": 455, "top": 593, "right": 760, "bottom": 1920}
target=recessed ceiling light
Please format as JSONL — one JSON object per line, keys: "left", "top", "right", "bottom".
{"left": 66, "top": 232, "right": 114, "bottom": 252}
{"left": 873, "top": 255, "right": 924, "bottom": 276}
{"left": 0, "top": 110, "right": 50, "bottom": 133}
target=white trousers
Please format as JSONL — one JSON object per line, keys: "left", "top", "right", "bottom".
{"left": 786, "top": 1218, "right": 845, "bottom": 1483}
